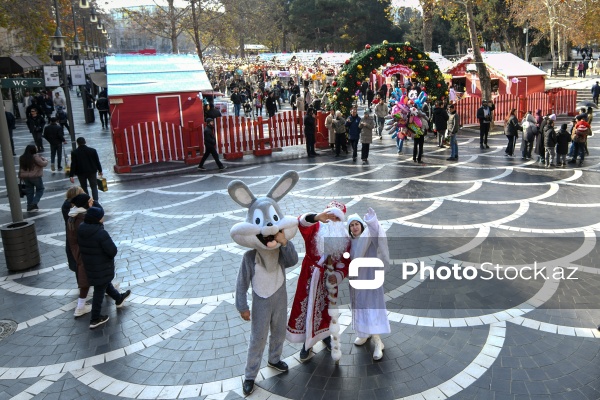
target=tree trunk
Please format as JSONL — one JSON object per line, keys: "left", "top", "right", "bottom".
{"left": 190, "top": 0, "right": 202, "bottom": 62}
{"left": 557, "top": 28, "right": 563, "bottom": 66}
{"left": 169, "top": 0, "right": 178, "bottom": 53}
{"left": 546, "top": 0, "right": 557, "bottom": 68}
{"left": 465, "top": 0, "right": 491, "bottom": 100}
{"left": 239, "top": 35, "right": 245, "bottom": 58}
{"left": 422, "top": 5, "right": 433, "bottom": 52}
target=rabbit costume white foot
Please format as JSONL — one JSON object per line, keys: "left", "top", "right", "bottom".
{"left": 229, "top": 171, "right": 300, "bottom": 383}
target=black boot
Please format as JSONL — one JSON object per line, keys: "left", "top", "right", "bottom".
{"left": 242, "top": 379, "right": 255, "bottom": 396}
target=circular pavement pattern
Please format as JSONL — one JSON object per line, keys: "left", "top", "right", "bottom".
{"left": 1, "top": 123, "right": 600, "bottom": 399}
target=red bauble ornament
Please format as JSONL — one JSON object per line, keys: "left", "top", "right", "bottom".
{"left": 408, "top": 58, "right": 413, "bottom": 63}
{"left": 388, "top": 47, "right": 393, "bottom": 51}
{"left": 365, "top": 44, "right": 371, "bottom": 49}
{"left": 437, "top": 83, "right": 442, "bottom": 88}
{"left": 370, "top": 57, "right": 373, "bottom": 60}
{"left": 336, "top": 88, "right": 341, "bottom": 92}
{"left": 424, "top": 65, "right": 429, "bottom": 70}
{"left": 372, "top": 69, "right": 377, "bottom": 74}
{"left": 390, "top": 56, "right": 395, "bottom": 62}
{"left": 356, "top": 81, "right": 361, "bottom": 86}
{"left": 345, "top": 59, "right": 350, "bottom": 65}
{"left": 332, "top": 81, "right": 338, "bottom": 87}
{"left": 408, "top": 47, "right": 412, "bottom": 51}
{"left": 349, "top": 75, "right": 353, "bottom": 78}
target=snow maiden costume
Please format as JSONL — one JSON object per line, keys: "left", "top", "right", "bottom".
{"left": 347, "top": 208, "right": 391, "bottom": 360}
{"left": 286, "top": 200, "right": 351, "bottom": 363}
{"left": 228, "top": 171, "right": 300, "bottom": 396}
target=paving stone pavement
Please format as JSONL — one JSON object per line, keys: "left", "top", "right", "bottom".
{"left": 0, "top": 92, "right": 600, "bottom": 399}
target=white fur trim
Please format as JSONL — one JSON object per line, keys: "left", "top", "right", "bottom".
{"left": 323, "top": 207, "right": 345, "bottom": 222}
{"left": 299, "top": 213, "right": 317, "bottom": 227}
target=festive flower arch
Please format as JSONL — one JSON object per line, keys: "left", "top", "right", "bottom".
{"left": 329, "top": 41, "right": 449, "bottom": 115}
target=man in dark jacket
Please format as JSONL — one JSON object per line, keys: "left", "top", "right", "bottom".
{"left": 231, "top": 87, "right": 242, "bottom": 117}
{"left": 5, "top": 110, "right": 16, "bottom": 155}
{"left": 197, "top": 118, "right": 226, "bottom": 171}
{"left": 432, "top": 101, "right": 449, "bottom": 148}
{"left": 26, "top": 108, "right": 46, "bottom": 152}
{"left": 543, "top": 119, "right": 557, "bottom": 168}
{"left": 476, "top": 99, "right": 495, "bottom": 149}
{"left": 78, "top": 207, "right": 131, "bottom": 329}
{"left": 345, "top": 108, "right": 362, "bottom": 162}
{"left": 303, "top": 108, "right": 318, "bottom": 158}
{"left": 95, "top": 94, "right": 110, "bottom": 129}
{"left": 265, "top": 92, "right": 278, "bottom": 119}
{"left": 69, "top": 137, "right": 103, "bottom": 201}
{"left": 42, "top": 117, "right": 67, "bottom": 171}
{"left": 592, "top": 81, "right": 600, "bottom": 106}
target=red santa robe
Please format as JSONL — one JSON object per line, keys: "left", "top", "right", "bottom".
{"left": 286, "top": 213, "right": 350, "bottom": 349}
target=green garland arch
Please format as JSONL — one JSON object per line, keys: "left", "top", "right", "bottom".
{"left": 328, "top": 41, "right": 449, "bottom": 115}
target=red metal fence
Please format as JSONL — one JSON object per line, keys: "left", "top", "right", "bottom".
{"left": 113, "top": 110, "right": 306, "bottom": 173}
{"left": 112, "top": 90, "right": 578, "bottom": 173}
{"left": 455, "top": 89, "right": 577, "bottom": 126}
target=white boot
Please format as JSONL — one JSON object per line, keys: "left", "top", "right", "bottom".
{"left": 372, "top": 334, "right": 384, "bottom": 360}
{"left": 354, "top": 335, "right": 371, "bottom": 346}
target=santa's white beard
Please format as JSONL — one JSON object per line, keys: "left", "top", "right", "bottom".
{"left": 315, "top": 221, "right": 350, "bottom": 260}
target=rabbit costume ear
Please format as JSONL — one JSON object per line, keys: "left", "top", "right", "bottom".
{"left": 228, "top": 181, "right": 256, "bottom": 208}
{"left": 267, "top": 170, "right": 299, "bottom": 202}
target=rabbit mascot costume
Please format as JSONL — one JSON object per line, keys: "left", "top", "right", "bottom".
{"left": 229, "top": 171, "right": 300, "bottom": 396}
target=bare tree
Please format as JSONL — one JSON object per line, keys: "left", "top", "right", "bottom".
{"left": 119, "top": 0, "right": 189, "bottom": 53}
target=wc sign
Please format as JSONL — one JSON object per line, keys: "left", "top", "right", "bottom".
{"left": 345, "top": 253, "right": 385, "bottom": 290}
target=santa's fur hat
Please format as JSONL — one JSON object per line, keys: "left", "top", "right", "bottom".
{"left": 323, "top": 200, "right": 347, "bottom": 222}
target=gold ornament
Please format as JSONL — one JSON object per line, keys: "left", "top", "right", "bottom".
{"left": 377, "top": 53, "right": 382, "bottom": 58}
{"left": 342, "top": 71, "right": 347, "bottom": 76}
{"left": 417, "top": 54, "right": 422, "bottom": 59}
{"left": 357, "top": 65, "right": 363, "bottom": 70}
{"left": 445, "top": 91, "right": 449, "bottom": 95}
{"left": 424, "top": 77, "right": 429, "bottom": 81}
{"left": 435, "top": 69, "right": 439, "bottom": 73}
{"left": 405, "top": 41, "right": 411, "bottom": 46}
{"left": 332, "top": 95, "right": 338, "bottom": 100}
{"left": 396, "top": 47, "right": 401, "bottom": 52}
{"left": 383, "top": 40, "right": 389, "bottom": 45}
{"left": 343, "top": 87, "right": 349, "bottom": 92}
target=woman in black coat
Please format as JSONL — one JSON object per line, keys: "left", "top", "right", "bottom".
{"left": 504, "top": 109, "right": 522, "bottom": 157}
{"left": 77, "top": 207, "right": 130, "bottom": 329}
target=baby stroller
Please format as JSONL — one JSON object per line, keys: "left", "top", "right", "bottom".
{"left": 243, "top": 99, "right": 253, "bottom": 117}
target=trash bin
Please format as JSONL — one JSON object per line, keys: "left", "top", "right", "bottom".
{"left": 85, "top": 106, "right": 95, "bottom": 123}
{"left": 569, "top": 68, "right": 575, "bottom": 77}
{"left": 1, "top": 221, "right": 40, "bottom": 271}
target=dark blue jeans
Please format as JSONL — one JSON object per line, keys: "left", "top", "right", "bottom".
{"left": 23, "top": 176, "right": 44, "bottom": 207}
{"left": 91, "top": 282, "right": 121, "bottom": 321}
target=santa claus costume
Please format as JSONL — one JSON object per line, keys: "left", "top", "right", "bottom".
{"left": 286, "top": 200, "right": 351, "bottom": 362}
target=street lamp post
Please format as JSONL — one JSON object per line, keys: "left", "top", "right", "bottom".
{"left": 52, "top": 0, "right": 77, "bottom": 151}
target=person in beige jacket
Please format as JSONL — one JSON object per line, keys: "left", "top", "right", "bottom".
{"left": 359, "top": 110, "right": 376, "bottom": 164}
{"left": 373, "top": 95, "right": 388, "bottom": 139}
{"left": 325, "top": 108, "right": 336, "bottom": 152}
{"left": 18, "top": 144, "right": 48, "bottom": 211}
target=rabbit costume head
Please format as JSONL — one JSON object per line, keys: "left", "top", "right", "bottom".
{"left": 228, "top": 171, "right": 299, "bottom": 250}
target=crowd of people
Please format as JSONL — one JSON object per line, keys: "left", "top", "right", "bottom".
{"left": 505, "top": 106, "right": 593, "bottom": 168}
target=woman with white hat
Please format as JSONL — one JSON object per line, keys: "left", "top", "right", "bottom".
{"left": 347, "top": 208, "right": 390, "bottom": 360}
